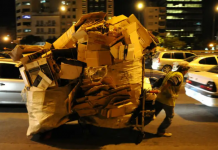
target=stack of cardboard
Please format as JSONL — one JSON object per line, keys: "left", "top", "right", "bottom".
{"left": 10, "top": 12, "right": 157, "bottom": 135}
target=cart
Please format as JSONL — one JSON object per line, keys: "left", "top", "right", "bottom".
{"left": 77, "top": 55, "right": 158, "bottom": 144}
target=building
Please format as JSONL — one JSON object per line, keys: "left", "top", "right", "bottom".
{"left": 31, "top": 14, "right": 61, "bottom": 41}
{"left": 166, "top": 0, "right": 203, "bottom": 38}
{"left": 15, "top": 0, "right": 114, "bottom": 40}
{"left": 144, "top": 7, "right": 166, "bottom": 37}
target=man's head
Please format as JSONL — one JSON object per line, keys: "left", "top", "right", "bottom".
{"left": 177, "top": 62, "right": 190, "bottom": 76}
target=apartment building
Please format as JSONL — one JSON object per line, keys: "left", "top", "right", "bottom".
{"left": 15, "top": 0, "right": 114, "bottom": 40}
{"left": 144, "top": 7, "right": 166, "bottom": 37}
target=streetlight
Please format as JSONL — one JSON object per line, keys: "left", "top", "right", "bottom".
{"left": 136, "top": 1, "right": 145, "bottom": 24}
{"left": 209, "top": 43, "right": 214, "bottom": 47}
{"left": 3, "top": 36, "right": 9, "bottom": 42}
{"left": 212, "top": 5, "right": 218, "bottom": 40}
{"left": 60, "top": 6, "right": 66, "bottom": 12}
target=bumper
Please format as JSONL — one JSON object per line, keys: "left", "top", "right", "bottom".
{"left": 185, "top": 84, "right": 218, "bottom": 107}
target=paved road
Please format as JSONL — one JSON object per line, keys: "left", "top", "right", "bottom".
{"left": 0, "top": 85, "right": 218, "bottom": 150}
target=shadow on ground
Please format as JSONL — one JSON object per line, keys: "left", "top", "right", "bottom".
{"left": 31, "top": 124, "right": 158, "bottom": 149}
{"left": 0, "top": 105, "right": 27, "bottom": 113}
{"left": 175, "top": 104, "right": 218, "bottom": 122}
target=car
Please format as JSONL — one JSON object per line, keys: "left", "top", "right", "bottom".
{"left": 144, "top": 69, "right": 166, "bottom": 85}
{"left": 172, "top": 55, "right": 218, "bottom": 73}
{"left": 152, "top": 51, "right": 196, "bottom": 73}
{"left": 185, "top": 65, "right": 218, "bottom": 107}
{"left": 0, "top": 59, "right": 25, "bottom": 104}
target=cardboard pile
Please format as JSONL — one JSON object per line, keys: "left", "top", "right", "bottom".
{"left": 10, "top": 12, "right": 157, "bottom": 135}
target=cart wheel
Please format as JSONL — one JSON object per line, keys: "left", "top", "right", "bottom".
{"left": 135, "top": 132, "right": 145, "bottom": 145}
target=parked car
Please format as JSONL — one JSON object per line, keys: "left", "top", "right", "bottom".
{"left": 0, "top": 59, "right": 25, "bottom": 104}
{"left": 185, "top": 65, "right": 218, "bottom": 107}
{"left": 152, "top": 51, "right": 196, "bottom": 73}
{"left": 172, "top": 55, "right": 218, "bottom": 73}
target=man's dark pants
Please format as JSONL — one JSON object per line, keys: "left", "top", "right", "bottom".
{"left": 155, "top": 101, "right": 174, "bottom": 133}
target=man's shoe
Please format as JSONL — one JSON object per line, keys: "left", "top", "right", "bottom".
{"left": 157, "top": 132, "right": 172, "bottom": 137}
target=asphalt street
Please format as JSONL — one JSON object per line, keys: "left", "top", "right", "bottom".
{"left": 0, "top": 84, "right": 218, "bottom": 150}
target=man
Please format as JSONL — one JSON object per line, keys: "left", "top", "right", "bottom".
{"left": 155, "top": 62, "right": 190, "bottom": 137}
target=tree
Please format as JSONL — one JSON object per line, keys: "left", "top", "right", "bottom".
{"left": 163, "top": 37, "right": 186, "bottom": 50}
{"left": 20, "top": 35, "right": 43, "bottom": 45}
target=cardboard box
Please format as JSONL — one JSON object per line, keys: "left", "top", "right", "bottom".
{"left": 106, "top": 15, "right": 128, "bottom": 25}
{"left": 25, "top": 58, "right": 56, "bottom": 86}
{"left": 87, "top": 32, "right": 116, "bottom": 51}
{"left": 53, "top": 25, "right": 76, "bottom": 49}
{"left": 129, "top": 31, "right": 143, "bottom": 58}
{"left": 125, "top": 22, "right": 139, "bottom": 35}
{"left": 126, "top": 44, "right": 135, "bottom": 61}
{"left": 59, "top": 63, "right": 83, "bottom": 80}
{"left": 86, "top": 51, "right": 112, "bottom": 67}
{"left": 33, "top": 71, "right": 52, "bottom": 90}
{"left": 44, "top": 42, "right": 52, "bottom": 50}
{"left": 77, "top": 43, "right": 87, "bottom": 62}
{"left": 72, "top": 30, "right": 88, "bottom": 44}
{"left": 110, "top": 42, "right": 123, "bottom": 59}
{"left": 9, "top": 45, "right": 23, "bottom": 61}
{"left": 20, "top": 49, "right": 47, "bottom": 65}
{"left": 128, "top": 14, "right": 153, "bottom": 49}
{"left": 19, "top": 67, "right": 31, "bottom": 87}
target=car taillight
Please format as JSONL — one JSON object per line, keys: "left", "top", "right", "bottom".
{"left": 186, "top": 79, "right": 192, "bottom": 84}
{"left": 200, "top": 81, "right": 217, "bottom": 92}
{"left": 157, "top": 58, "right": 160, "bottom": 63}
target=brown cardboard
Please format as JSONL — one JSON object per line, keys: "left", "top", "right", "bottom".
{"left": 126, "top": 44, "right": 134, "bottom": 61}
{"left": 44, "top": 42, "right": 52, "bottom": 50}
{"left": 128, "top": 14, "right": 153, "bottom": 49}
{"left": 129, "top": 31, "right": 143, "bottom": 58}
{"left": 77, "top": 43, "right": 87, "bottom": 62}
{"left": 110, "top": 42, "right": 122, "bottom": 59}
{"left": 53, "top": 25, "right": 76, "bottom": 49}
{"left": 125, "top": 22, "right": 139, "bottom": 35}
{"left": 19, "top": 67, "right": 31, "bottom": 87}
{"left": 9, "top": 45, "right": 23, "bottom": 61}
{"left": 20, "top": 49, "right": 47, "bottom": 65}
{"left": 106, "top": 15, "right": 128, "bottom": 25}
{"left": 87, "top": 32, "right": 116, "bottom": 51}
{"left": 86, "top": 51, "right": 112, "bottom": 67}
{"left": 107, "top": 107, "right": 126, "bottom": 118}
{"left": 75, "top": 12, "right": 106, "bottom": 30}
{"left": 33, "top": 71, "right": 52, "bottom": 90}
{"left": 25, "top": 58, "right": 56, "bottom": 86}
{"left": 72, "top": 30, "right": 88, "bottom": 43}
{"left": 59, "top": 63, "right": 83, "bottom": 80}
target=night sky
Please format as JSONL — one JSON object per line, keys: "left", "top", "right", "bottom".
{"left": 0, "top": 0, "right": 216, "bottom": 41}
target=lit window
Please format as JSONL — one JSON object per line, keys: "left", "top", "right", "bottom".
{"left": 62, "top": 1, "right": 66, "bottom": 5}
{"left": 22, "top": 2, "right": 30, "bottom": 5}
{"left": 167, "top": 0, "right": 201, "bottom": 1}
{"left": 41, "top": 0, "right": 46, "bottom": 3}
{"left": 82, "top": 5, "right": 86, "bottom": 8}
{"left": 22, "top": 15, "right": 31, "bottom": 19}
{"left": 167, "top": 3, "right": 202, "bottom": 8}
{"left": 23, "top": 29, "right": 31, "bottom": 33}
{"left": 95, "top": 0, "right": 99, "bottom": 2}
{"left": 167, "top": 16, "right": 184, "bottom": 19}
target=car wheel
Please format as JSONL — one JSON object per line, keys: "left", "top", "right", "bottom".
{"left": 162, "top": 65, "right": 172, "bottom": 73}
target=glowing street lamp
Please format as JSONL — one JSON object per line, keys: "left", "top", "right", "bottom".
{"left": 60, "top": 6, "right": 66, "bottom": 12}
{"left": 137, "top": 2, "right": 144, "bottom": 10}
{"left": 3, "top": 36, "right": 9, "bottom": 42}
{"left": 209, "top": 43, "right": 214, "bottom": 47}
